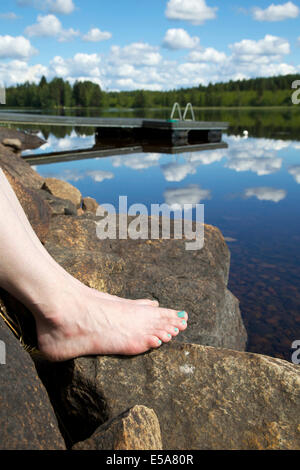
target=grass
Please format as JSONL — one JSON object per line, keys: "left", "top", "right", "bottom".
{"left": 0, "top": 303, "right": 41, "bottom": 357}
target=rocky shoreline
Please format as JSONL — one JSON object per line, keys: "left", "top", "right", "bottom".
{"left": 0, "top": 128, "right": 299, "bottom": 450}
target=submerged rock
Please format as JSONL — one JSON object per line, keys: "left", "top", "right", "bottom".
{"left": 72, "top": 405, "right": 162, "bottom": 450}
{"left": 36, "top": 343, "right": 300, "bottom": 450}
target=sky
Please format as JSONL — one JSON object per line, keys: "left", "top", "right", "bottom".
{"left": 0, "top": 0, "right": 299, "bottom": 91}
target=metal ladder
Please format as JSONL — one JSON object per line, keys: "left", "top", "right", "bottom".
{"left": 170, "top": 102, "right": 195, "bottom": 121}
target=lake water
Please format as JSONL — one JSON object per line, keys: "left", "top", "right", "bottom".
{"left": 14, "top": 108, "right": 300, "bottom": 361}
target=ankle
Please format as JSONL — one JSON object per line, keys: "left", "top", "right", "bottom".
{"left": 29, "top": 281, "right": 80, "bottom": 326}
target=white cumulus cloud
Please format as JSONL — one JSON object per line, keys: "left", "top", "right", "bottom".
{"left": 187, "top": 47, "right": 227, "bottom": 63}
{"left": 109, "top": 43, "right": 162, "bottom": 66}
{"left": 165, "top": 0, "right": 217, "bottom": 25}
{"left": 0, "top": 60, "right": 47, "bottom": 86}
{"left": 49, "top": 53, "right": 102, "bottom": 84}
{"left": 82, "top": 28, "right": 112, "bottom": 42}
{"left": 0, "top": 35, "right": 37, "bottom": 59}
{"left": 47, "top": 0, "right": 75, "bottom": 14}
{"left": 25, "top": 14, "right": 61, "bottom": 36}
{"left": 230, "top": 34, "right": 290, "bottom": 64}
{"left": 162, "top": 28, "right": 200, "bottom": 50}
{"left": 252, "top": 2, "right": 299, "bottom": 22}
{"left": 25, "top": 14, "right": 79, "bottom": 42}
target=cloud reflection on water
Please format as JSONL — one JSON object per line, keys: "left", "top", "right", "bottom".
{"left": 244, "top": 186, "right": 287, "bottom": 203}
{"left": 30, "top": 130, "right": 299, "bottom": 208}
{"left": 112, "top": 153, "right": 161, "bottom": 170}
{"left": 288, "top": 165, "right": 300, "bottom": 184}
{"left": 224, "top": 136, "right": 285, "bottom": 176}
{"left": 164, "top": 184, "right": 211, "bottom": 210}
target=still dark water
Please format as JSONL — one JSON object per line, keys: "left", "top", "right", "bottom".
{"left": 14, "top": 107, "right": 300, "bottom": 361}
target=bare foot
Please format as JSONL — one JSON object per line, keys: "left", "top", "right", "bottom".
{"left": 88, "top": 288, "right": 159, "bottom": 307}
{"left": 34, "top": 285, "right": 188, "bottom": 361}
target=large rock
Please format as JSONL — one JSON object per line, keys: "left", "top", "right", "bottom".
{"left": 0, "top": 142, "right": 51, "bottom": 247}
{"left": 72, "top": 405, "right": 162, "bottom": 450}
{"left": 2, "top": 138, "right": 22, "bottom": 151}
{"left": 0, "top": 315, "right": 65, "bottom": 450}
{"left": 43, "top": 243, "right": 124, "bottom": 292}
{"left": 82, "top": 196, "right": 99, "bottom": 214}
{"left": 0, "top": 126, "right": 45, "bottom": 151}
{"left": 0, "top": 130, "right": 255, "bottom": 451}
{"left": 37, "top": 188, "right": 77, "bottom": 216}
{"left": 0, "top": 142, "right": 43, "bottom": 190}
{"left": 35, "top": 343, "right": 300, "bottom": 450}
{"left": 44, "top": 215, "right": 247, "bottom": 351}
{"left": 42, "top": 178, "right": 82, "bottom": 208}
{"left": 3, "top": 170, "right": 51, "bottom": 243}
{"left": 1, "top": 139, "right": 246, "bottom": 351}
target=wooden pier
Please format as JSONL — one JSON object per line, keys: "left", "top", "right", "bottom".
{"left": 0, "top": 112, "right": 228, "bottom": 146}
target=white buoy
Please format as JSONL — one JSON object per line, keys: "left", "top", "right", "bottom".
{"left": 243, "top": 130, "right": 249, "bottom": 139}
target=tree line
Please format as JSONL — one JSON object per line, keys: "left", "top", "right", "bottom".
{"left": 4, "top": 74, "right": 300, "bottom": 109}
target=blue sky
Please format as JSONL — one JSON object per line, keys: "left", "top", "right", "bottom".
{"left": 0, "top": 0, "right": 299, "bottom": 90}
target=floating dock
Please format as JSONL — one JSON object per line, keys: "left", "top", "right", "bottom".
{"left": 0, "top": 112, "right": 228, "bottom": 146}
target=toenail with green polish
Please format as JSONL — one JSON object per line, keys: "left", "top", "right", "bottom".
{"left": 177, "top": 311, "right": 185, "bottom": 318}
{"left": 174, "top": 327, "right": 179, "bottom": 333}
{"left": 158, "top": 339, "right": 162, "bottom": 346}
{"left": 182, "top": 320, "right": 186, "bottom": 325}
{"left": 167, "top": 334, "right": 172, "bottom": 338}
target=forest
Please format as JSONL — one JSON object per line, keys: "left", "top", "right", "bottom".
{"left": 4, "top": 74, "right": 300, "bottom": 109}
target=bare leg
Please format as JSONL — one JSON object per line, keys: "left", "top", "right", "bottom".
{"left": 0, "top": 169, "right": 158, "bottom": 306}
{"left": 0, "top": 169, "right": 188, "bottom": 361}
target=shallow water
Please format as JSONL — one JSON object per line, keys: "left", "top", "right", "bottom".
{"left": 14, "top": 108, "right": 300, "bottom": 361}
